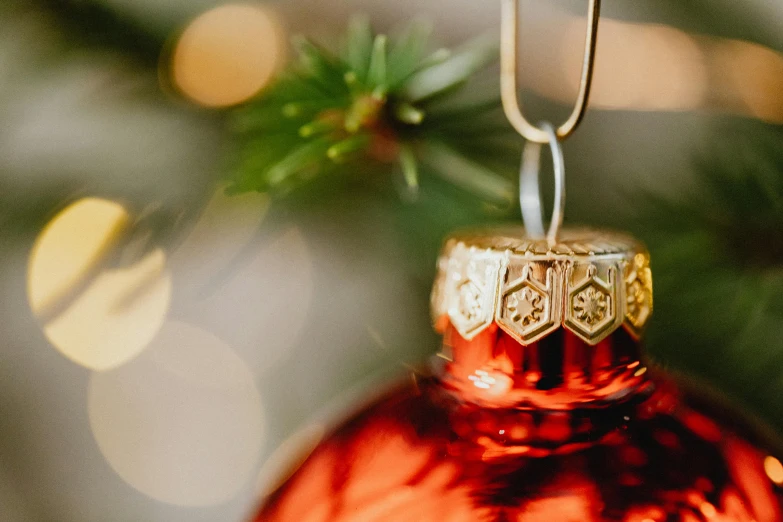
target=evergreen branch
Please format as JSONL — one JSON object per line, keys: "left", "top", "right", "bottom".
{"left": 228, "top": 17, "right": 515, "bottom": 201}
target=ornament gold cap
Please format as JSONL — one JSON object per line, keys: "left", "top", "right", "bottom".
{"left": 430, "top": 227, "right": 653, "bottom": 345}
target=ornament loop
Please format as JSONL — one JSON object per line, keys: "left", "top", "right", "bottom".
{"left": 519, "top": 122, "right": 565, "bottom": 242}
{"left": 500, "top": 0, "right": 601, "bottom": 143}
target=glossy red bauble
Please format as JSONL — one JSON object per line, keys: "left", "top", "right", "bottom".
{"left": 251, "top": 327, "right": 783, "bottom": 522}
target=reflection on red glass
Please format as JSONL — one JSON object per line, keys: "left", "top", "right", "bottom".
{"left": 252, "top": 327, "right": 783, "bottom": 521}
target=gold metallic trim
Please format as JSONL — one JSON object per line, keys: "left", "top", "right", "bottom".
{"left": 444, "top": 244, "right": 502, "bottom": 340}
{"left": 431, "top": 228, "right": 652, "bottom": 345}
{"left": 623, "top": 253, "right": 654, "bottom": 339}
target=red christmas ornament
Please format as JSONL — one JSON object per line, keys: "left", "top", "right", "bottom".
{"left": 250, "top": 229, "right": 783, "bottom": 522}
{"left": 248, "top": 2, "right": 783, "bottom": 518}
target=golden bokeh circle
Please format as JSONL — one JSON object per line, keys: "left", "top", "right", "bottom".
{"left": 176, "top": 225, "right": 314, "bottom": 373}
{"left": 171, "top": 3, "right": 285, "bottom": 107}
{"left": 27, "top": 198, "right": 171, "bottom": 371}
{"left": 88, "top": 321, "right": 265, "bottom": 506}
{"left": 170, "top": 186, "right": 270, "bottom": 296}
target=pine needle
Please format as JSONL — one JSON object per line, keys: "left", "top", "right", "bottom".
{"left": 229, "top": 17, "right": 515, "bottom": 202}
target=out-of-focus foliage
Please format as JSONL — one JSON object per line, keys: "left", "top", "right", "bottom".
{"left": 0, "top": 0, "right": 220, "bottom": 264}
{"left": 229, "top": 17, "right": 519, "bottom": 204}
{"left": 632, "top": 123, "right": 783, "bottom": 427}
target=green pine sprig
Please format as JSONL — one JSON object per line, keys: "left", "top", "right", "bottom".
{"left": 228, "top": 16, "right": 516, "bottom": 203}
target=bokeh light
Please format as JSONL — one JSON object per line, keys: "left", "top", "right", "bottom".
{"left": 180, "top": 226, "right": 314, "bottom": 373}
{"left": 88, "top": 320, "right": 265, "bottom": 506}
{"left": 28, "top": 198, "right": 128, "bottom": 314}
{"left": 170, "top": 185, "right": 270, "bottom": 299}
{"left": 715, "top": 39, "right": 783, "bottom": 123}
{"left": 541, "top": 8, "right": 783, "bottom": 121}
{"left": 170, "top": 3, "right": 285, "bottom": 108}
{"left": 765, "top": 456, "right": 783, "bottom": 485}
{"left": 27, "top": 198, "right": 171, "bottom": 370}
{"left": 560, "top": 18, "right": 708, "bottom": 112}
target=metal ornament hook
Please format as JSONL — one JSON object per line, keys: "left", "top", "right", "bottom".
{"left": 501, "top": 0, "right": 601, "bottom": 144}
{"left": 520, "top": 122, "right": 565, "bottom": 242}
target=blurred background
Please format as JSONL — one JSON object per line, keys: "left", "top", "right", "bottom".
{"left": 1, "top": 0, "right": 782, "bottom": 521}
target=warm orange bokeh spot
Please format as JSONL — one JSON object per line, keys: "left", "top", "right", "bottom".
{"left": 765, "top": 456, "right": 783, "bottom": 486}
{"left": 171, "top": 3, "right": 285, "bottom": 107}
